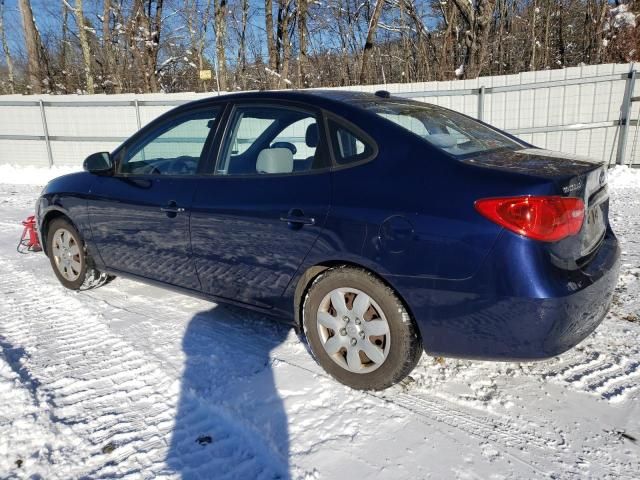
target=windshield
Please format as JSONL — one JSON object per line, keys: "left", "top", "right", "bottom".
{"left": 359, "top": 100, "right": 522, "bottom": 156}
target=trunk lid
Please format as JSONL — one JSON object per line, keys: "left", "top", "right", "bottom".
{"left": 463, "top": 148, "right": 609, "bottom": 268}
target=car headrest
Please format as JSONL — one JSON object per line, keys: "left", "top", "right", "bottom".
{"left": 305, "top": 123, "right": 319, "bottom": 148}
{"left": 256, "top": 148, "right": 294, "bottom": 174}
{"left": 426, "top": 133, "right": 457, "bottom": 149}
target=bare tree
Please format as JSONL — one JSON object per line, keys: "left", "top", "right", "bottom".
{"left": 401, "top": 0, "right": 433, "bottom": 82}
{"left": 101, "top": 0, "right": 124, "bottom": 93}
{"left": 232, "top": 0, "right": 250, "bottom": 89}
{"left": 215, "top": 0, "right": 228, "bottom": 91}
{"left": 450, "top": 0, "right": 497, "bottom": 78}
{"left": 76, "top": 0, "right": 95, "bottom": 93}
{"left": 185, "top": 0, "right": 214, "bottom": 92}
{"left": 18, "top": 0, "right": 46, "bottom": 93}
{"left": 0, "top": 0, "right": 14, "bottom": 93}
{"left": 5, "top": 0, "right": 640, "bottom": 95}
{"left": 529, "top": 0, "right": 538, "bottom": 70}
{"left": 359, "top": 0, "right": 385, "bottom": 84}
{"left": 275, "top": 0, "right": 294, "bottom": 87}
{"left": 60, "top": 0, "right": 71, "bottom": 93}
{"left": 128, "top": 0, "right": 164, "bottom": 93}
{"left": 297, "top": 0, "right": 308, "bottom": 87}
{"left": 265, "top": 0, "right": 277, "bottom": 85}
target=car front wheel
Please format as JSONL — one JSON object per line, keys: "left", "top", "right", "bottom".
{"left": 46, "top": 217, "right": 111, "bottom": 290}
{"left": 302, "top": 267, "right": 422, "bottom": 390}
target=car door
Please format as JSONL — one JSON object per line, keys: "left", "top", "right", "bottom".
{"left": 190, "top": 102, "right": 331, "bottom": 308}
{"left": 88, "top": 105, "right": 222, "bottom": 290}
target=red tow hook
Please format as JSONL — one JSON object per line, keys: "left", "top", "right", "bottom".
{"left": 17, "top": 215, "right": 42, "bottom": 253}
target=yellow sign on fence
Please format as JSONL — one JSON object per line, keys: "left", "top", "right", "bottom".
{"left": 199, "top": 69, "right": 212, "bottom": 80}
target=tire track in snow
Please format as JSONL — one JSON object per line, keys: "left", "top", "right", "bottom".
{"left": 218, "top": 305, "right": 570, "bottom": 456}
{"left": 381, "top": 391, "right": 566, "bottom": 451}
{"left": 536, "top": 338, "right": 640, "bottom": 403}
{"left": 0, "top": 256, "right": 288, "bottom": 479}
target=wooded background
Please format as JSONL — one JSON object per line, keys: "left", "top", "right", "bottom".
{"left": 0, "top": 0, "right": 638, "bottom": 95}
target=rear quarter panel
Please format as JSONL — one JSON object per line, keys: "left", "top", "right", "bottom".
{"left": 320, "top": 110, "right": 555, "bottom": 281}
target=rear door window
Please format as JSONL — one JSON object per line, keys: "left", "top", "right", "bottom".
{"left": 217, "top": 105, "right": 327, "bottom": 175}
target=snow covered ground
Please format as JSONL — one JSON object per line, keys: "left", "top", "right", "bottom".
{"left": 0, "top": 167, "right": 639, "bottom": 479}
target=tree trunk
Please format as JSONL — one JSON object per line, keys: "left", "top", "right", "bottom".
{"left": 276, "top": 0, "right": 292, "bottom": 88}
{"left": 438, "top": 2, "right": 457, "bottom": 80}
{"left": 130, "top": 0, "right": 163, "bottom": 93}
{"left": 235, "top": 0, "right": 249, "bottom": 90}
{"left": 186, "top": 0, "right": 210, "bottom": 92}
{"left": 0, "top": 0, "right": 14, "bottom": 93}
{"left": 557, "top": 4, "right": 566, "bottom": 67}
{"left": 594, "top": 0, "right": 608, "bottom": 64}
{"left": 76, "top": 0, "right": 95, "bottom": 93}
{"left": 335, "top": 0, "right": 351, "bottom": 85}
{"left": 450, "top": 0, "right": 496, "bottom": 79}
{"left": 18, "top": 0, "right": 43, "bottom": 93}
{"left": 529, "top": 0, "right": 538, "bottom": 70}
{"left": 265, "top": 0, "right": 276, "bottom": 86}
{"left": 403, "top": 0, "right": 431, "bottom": 82}
{"left": 497, "top": 0, "right": 506, "bottom": 74}
{"left": 543, "top": 0, "right": 551, "bottom": 68}
{"left": 102, "top": 0, "right": 122, "bottom": 93}
{"left": 102, "top": 0, "right": 111, "bottom": 48}
{"left": 149, "top": 0, "right": 163, "bottom": 92}
{"left": 297, "top": 0, "right": 308, "bottom": 88}
{"left": 61, "top": 1, "right": 71, "bottom": 93}
{"left": 215, "top": 0, "right": 228, "bottom": 91}
{"left": 359, "top": 0, "right": 385, "bottom": 84}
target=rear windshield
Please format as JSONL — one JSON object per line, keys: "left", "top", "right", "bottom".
{"left": 359, "top": 100, "right": 522, "bottom": 157}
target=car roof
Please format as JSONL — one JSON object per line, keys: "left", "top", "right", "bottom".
{"left": 183, "top": 89, "right": 390, "bottom": 112}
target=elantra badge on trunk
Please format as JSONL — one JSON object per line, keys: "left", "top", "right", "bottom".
{"left": 562, "top": 181, "right": 583, "bottom": 194}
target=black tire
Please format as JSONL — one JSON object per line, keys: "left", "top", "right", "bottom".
{"left": 302, "top": 266, "right": 422, "bottom": 390}
{"left": 46, "top": 217, "right": 111, "bottom": 291}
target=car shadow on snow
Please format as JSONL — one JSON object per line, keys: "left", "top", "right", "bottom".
{"left": 165, "top": 305, "right": 293, "bottom": 479}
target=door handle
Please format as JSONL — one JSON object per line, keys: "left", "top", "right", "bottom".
{"left": 161, "top": 201, "right": 185, "bottom": 217}
{"left": 280, "top": 208, "right": 315, "bottom": 228}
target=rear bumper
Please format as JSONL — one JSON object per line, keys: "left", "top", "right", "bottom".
{"left": 385, "top": 229, "right": 621, "bottom": 360}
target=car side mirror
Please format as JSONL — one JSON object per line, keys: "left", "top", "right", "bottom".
{"left": 83, "top": 152, "right": 114, "bottom": 175}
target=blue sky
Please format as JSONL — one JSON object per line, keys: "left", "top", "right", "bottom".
{"left": 1, "top": 0, "right": 271, "bottom": 62}
{"left": 1, "top": 0, "right": 438, "bottom": 68}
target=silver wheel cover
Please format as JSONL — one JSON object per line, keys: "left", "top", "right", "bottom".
{"left": 52, "top": 228, "right": 82, "bottom": 282}
{"left": 316, "top": 287, "right": 391, "bottom": 374}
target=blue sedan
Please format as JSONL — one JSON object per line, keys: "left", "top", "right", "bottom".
{"left": 36, "top": 90, "right": 620, "bottom": 390}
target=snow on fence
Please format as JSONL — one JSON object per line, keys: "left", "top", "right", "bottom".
{"left": 0, "top": 62, "right": 638, "bottom": 169}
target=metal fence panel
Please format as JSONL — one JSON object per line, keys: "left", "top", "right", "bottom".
{"left": 0, "top": 62, "right": 637, "bottom": 168}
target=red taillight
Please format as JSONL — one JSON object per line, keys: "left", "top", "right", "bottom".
{"left": 474, "top": 196, "right": 585, "bottom": 242}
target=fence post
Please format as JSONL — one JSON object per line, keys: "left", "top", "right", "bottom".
{"left": 616, "top": 69, "right": 636, "bottom": 166}
{"left": 477, "top": 86, "right": 485, "bottom": 121}
{"left": 39, "top": 99, "right": 54, "bottom": 168}
{"left": 134, "top": 99, "right": 142, "bottom": 130}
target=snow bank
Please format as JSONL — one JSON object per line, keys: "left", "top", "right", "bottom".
{"left": 608, "top": 165, "right": 640, "bottom": 188}
{"left": 0, "top": 164, "right": 80, "bottom": 186}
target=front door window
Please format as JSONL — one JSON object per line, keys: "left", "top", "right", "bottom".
{"left": 119, "top": 108, "right": 220, "bottom": 175}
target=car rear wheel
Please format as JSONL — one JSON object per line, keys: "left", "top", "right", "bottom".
{"left": 303, "top": 267, "right": 422, "bottom": 390}
{"left": 46, "top": 218, "right": 111, "bottom": 290}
